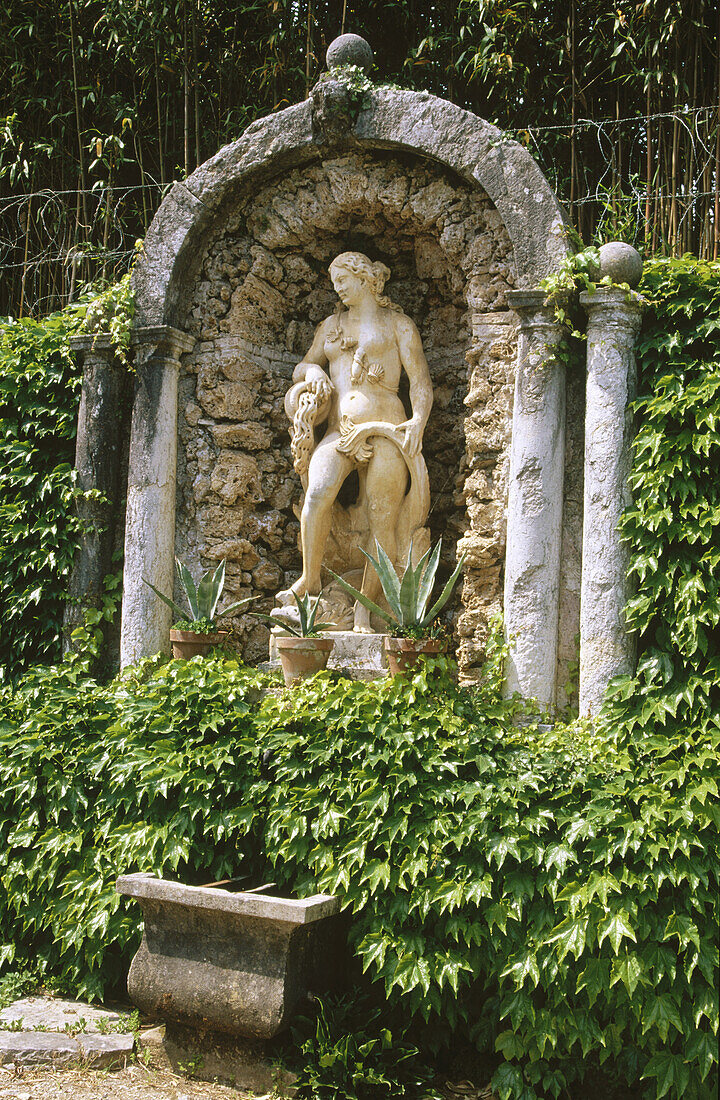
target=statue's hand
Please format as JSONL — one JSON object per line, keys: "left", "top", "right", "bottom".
{"left": 398, "top": 417, "right": 424, "bottom": 457}
{"left": 304, "top": 364, "right": 334, "bottom": 403}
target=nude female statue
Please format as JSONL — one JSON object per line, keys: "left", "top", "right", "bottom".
{"left": 279, "top": 252, "right": 433, "bottom": 633}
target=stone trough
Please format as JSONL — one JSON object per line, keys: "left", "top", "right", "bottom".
{"left": 116, "top": 873, "right": 343, "bottom": 1039}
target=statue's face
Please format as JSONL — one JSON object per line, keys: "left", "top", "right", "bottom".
{"left": 331, "top": 266, "right": 367, "bottom": 307}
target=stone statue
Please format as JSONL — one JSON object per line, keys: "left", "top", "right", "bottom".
{"left": 275, "top": 252, "right": 433, "bottom": 633}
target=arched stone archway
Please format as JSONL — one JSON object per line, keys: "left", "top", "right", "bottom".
{"left": 132, "top": 89, "right": 569, "bottom": 329}
{"left": 119, "top": 83, "right": 577, "bottom": 704}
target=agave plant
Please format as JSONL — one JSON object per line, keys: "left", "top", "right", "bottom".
{"left": 329, "top": 539, "right": 465, "bottom": 637}
{"left": 144, "top": 558, "right": 256, "bottom": 633}
{"left": 254, "top": 590, "right": 335, "bottom": 637}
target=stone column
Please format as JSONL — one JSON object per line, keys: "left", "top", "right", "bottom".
{"left": 579, "top": 285, "right": 643, "bottom": 714}
{"left": 121, "top": 326, "right": 195, "bottom": 667}
{"left": 504, "top": 290, "right": 566, "bottom": 707}
{"left": 63, "top": 336, "right": 127, "bottom": 651}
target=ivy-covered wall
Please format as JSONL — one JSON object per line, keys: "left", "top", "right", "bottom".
{"left": 0, "top": 256, "right": 718, "bottom": 1098}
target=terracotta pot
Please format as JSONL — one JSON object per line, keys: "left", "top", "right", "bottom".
{"left": 275, "top": 635, "right": 334, "bottom": 686}
{"left": 383, "top": 636, "right": 445, "bottom": 674}
{"left": 169, "top": 629, "right": 229, "bottom": 659}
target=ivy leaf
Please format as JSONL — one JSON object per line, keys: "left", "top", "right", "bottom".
{"left": 597, "top": 911, "right": 637, "bottom": 955}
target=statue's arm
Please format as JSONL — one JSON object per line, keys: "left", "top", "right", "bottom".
{"left": 285, "top": 318, "right": 334, "bottom": 421}
{"left": 396, "top": 315, "right": 433, "bottom": 457}
{"left": 292, "top": 318, "right": 331, "bottom": 383}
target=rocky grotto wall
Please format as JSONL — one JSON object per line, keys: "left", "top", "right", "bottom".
{"left": 172, "top": 149, "right": 528, "bottom": 676}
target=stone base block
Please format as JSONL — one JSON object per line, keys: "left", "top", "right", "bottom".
{"left": 117, "top": 874, "right": 344, "bottom": 1040}
{"left": 141, "top": 1022, "right": 296, "bottom": 1095}
{"left": 269, "top": 631, "right": 388, "bottom": 680}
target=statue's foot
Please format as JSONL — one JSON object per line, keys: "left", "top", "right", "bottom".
{"left": 353, "top": 607, "right": 375, "bottom": 634}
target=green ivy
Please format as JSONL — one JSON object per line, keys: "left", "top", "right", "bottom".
{"left": 0, "top": 308, "right": 85, "bottom": 673}
{"left": 0, "top": 277, "right": 134, "bottom": 677}
{"left": 0, "top": 650, "right": 716, "bottom": 1099}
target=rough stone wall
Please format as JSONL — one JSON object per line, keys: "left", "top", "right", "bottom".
{"left": 174, "top": 149, "right": 522, "bottom": 670}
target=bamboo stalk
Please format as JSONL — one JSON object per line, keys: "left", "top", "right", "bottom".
{"left": 192, "top": 0, "right": 200, "bottom": 168}
{"left": 183, "top": 2, "right": 190, "bottom": 178}
{"left": 569, "top": 0, "right": 577, "bottom": 232}
{"left": 68, "top": 0, "right": 89, "bottom": 236}
{"left": 715, "top": 1, "right": 720, "bottom": 259}
{"left": 645, "top": 76, "right": 652, "bottom": 251}
{"left": 305, "top": 0, "right": 313, "bottom": 96}
{"left": 154, "top": 42, "right": 166, "bottom": 187}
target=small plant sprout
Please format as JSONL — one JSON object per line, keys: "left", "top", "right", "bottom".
{"left": 144, "top": 558, "right": 257, "bottom": 634}
{"left": 254, "top": 591, "right": 335, "bottom": 637}
{"left": 329, "top": 538, "right": 466, "bottom": 638}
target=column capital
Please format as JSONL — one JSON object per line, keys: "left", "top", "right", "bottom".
{"left": 580, "top": 286, "right": 643, "bottom": 332}
{"left": 507, "top": 289, "right": 563, "bottom": 337}
{"left": 131, "top": 325, "right": 196, "bottom": 360}
{"left": 68, "top": 333, "right": 122, "bottom": 358}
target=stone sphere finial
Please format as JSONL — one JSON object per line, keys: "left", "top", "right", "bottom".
{"left": 326, "top": 33, "right": 374, "bottom": 73}
{"left": 598, "top": 242, "right": 643, "bottom": 288}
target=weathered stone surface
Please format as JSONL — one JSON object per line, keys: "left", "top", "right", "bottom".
{"left": 76, "top": 1033, "right": 134, "bottom": 1067}
{"left": 579, "top": 287, "right": 643, "bottom": 715}
{"left": 326, "top": 33, "right": 374, "bottom": 72}
{"left": 0, "top": 1033, "right": 80, "bottom": 1067}
{"left": 173, "top": 151, "right": 517, "bottom": 670}
{"left": 142, "top": 1022, "right": 297, "bottom": 1095}
{"left": 269, "top": 630, "right": 388, "bottom": 679}
{"left": 598, "top": 241, "right": 643, "bottom": 288}
{"left": 0, "top": 997, "right": 124, "bottom": 1033}
{"left": 117, "top": 874, "right": 342, "bottom": 1040}
{"left": 126, "top": 83, "right": 578, "bottom": 682}
{"left": 503, "top": 291, "right": 566, "bottom": 707}
{"left": 132, "top": 88, "right": 569, "bottom": 331}
{"left": 121, "top": 327, "right": 196, "bottom": 667}
{"left": 64, "top": 341, "right": 128, "bottom": 655}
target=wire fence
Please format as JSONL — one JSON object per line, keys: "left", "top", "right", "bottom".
{"left": 1, "top": 107, "right": 718, "bottom": 318}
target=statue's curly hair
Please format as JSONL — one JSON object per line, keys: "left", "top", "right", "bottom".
{"left": 329, "top": 252, "right": 401, "bottom": 313}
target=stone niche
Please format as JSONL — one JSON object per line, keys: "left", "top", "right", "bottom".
{"left": 173, "top": 150, "right": 518, "bottom": 676}
{"left": 99, "top": 83, "right": 585, "bottom": 708}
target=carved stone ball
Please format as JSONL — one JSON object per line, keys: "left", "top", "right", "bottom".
{"left": 326, "top": 34, "right": 374, "bottom": 73}
{"left": 598, "top": 241, "right": 643, "bottom": 288}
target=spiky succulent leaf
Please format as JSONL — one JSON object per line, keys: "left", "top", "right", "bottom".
{"left": 326, "top": 570, "right": 397, "bottom": 628}
{"left": 416, "top": 540, "right": 443, "bottom": 621}
{"left": 250, "top": 611, "right": 304, "bottom": 636}
{"left": 217, "top": 596, "right": 259, "bottom": 618}
{"left": 421, "top": 553, "right": 467, "bottom": 626}
{"left": 207, "top": 560, "right": 226, "bottom": 621}
{"left": 398, "top": 544, "right": 420, "bottom": 626}
{"left": 176, "top": 559, "right": 200, "bottom": 621}
{"left": 143, "top": 578, "right": 188, "bottom": 623}
{"left": 361, "top": 541, "right": 403, "bottom": 621}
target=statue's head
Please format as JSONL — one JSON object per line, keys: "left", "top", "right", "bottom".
{"left": 329, "top": 252, "right": 391, "bottom": 304}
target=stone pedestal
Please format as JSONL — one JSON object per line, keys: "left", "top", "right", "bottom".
{"left": 120, "top": 326, "right": 195, "bottom": 667}
{"left": 579, "top": 287, "right": 643, "bottom": 715}
{"left": 269, "top": 631, "right": 388, "bottom": 680}
{"left": 116, "top": 874, "right": 342, "bottom": 1040}
{"left": 504, "top": 290, "right": 566, "bottom": 707}
{"left": 64, "top": 335, "right": 127, "bottom": 653}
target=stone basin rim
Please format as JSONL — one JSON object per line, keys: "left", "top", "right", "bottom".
{"left": 116, "top": 873, "right": 339, "bottom": 924}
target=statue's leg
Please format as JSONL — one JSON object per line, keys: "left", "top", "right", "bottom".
{"left": 354, "top": 439, "right": 408, "bottom": 633}
{"left": 292, "top": 439, "right": 353, "bottom": 597}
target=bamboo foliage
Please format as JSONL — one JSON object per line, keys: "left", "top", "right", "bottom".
{"left": 0, "top": 0, "right": 718, "bottom": 316}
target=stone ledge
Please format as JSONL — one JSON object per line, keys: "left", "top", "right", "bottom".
{"left": 269, "top": 631, "right": 389, "bottom": 680}
{"left": 0, "top": 1031, "right": 133, "bottom": 1069}
{"left": 117, "top": 873, "right": 339, "bottom": 924}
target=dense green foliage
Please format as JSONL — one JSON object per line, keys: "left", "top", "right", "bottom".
{"left": 0, "top": 309, "right": 83, "bottom": 672}
{"left": 0, "top": 280, "right": 132, "bottom": 676}
{"left": 0, "top": 262, "right": 718, "bottom": 1098}
{"left": 0, "top": 648, "right": 717, "bottom": 1099}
